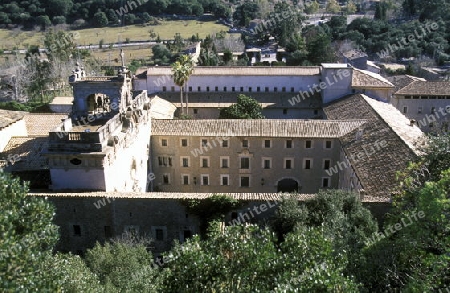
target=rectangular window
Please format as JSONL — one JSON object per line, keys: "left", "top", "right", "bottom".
{"left": 162, "top": 86, "right": 167, "bottom": 92}
{"left": 104, "top": 226, "right": 112, "bottom": 238}
{"left": 285, "top": 159, "right": 293, "bottom": 169}
{"left": 249, "top": 87, "right": 252, "bottom": 92}
{"left": 265, "top": 87, "right": 269, "bottom": 92}
{"left": 181, "top": 139, "right": 188, "bottom": 147}
{"left": 305, "top": 140, "right": 312, "bottom": 149}
{"left": 73, "top": 225, "right": 81, "bottom": 236}
{"left": 242, "top": 139, "right": 249, "bottom": 148}
{"left": 240, "top": 157, "right": 250, "bottom": 169}
{"left": 431, "top": 107, "right": 436, "bottom": 113}
{"left": 418, "top": 107, "right": 422, "bottom": 114}
{"left": 188, "top": 86, "right": 192, "bottom": 92}
{"left": 201, "top": 174, "right": 209, "bottom": 185}
{"left": 324, "top": 159, "right": 331, "bottom": 170}
{"left": 193, "top": 109, "right": 198, "bottom": 114}
{"left": 291, "top": 87, "right": 294, "bottom": 92}
{"left": 274, "top": 87, "right": 278, "bottom": 92}
{"left": 264, "top": 139, "right": 271, "bottom": 148}
{"left": 220, "top": 156, "right": 229, "bottom": 168}
{"left": 322, "top": 177, "right": 330, "bottom": 187}
{"left": 240, "top": 86, "right": 244, "bottom": 92}
{"left": 304, "top": 159, "right": 311, "bottom": 170}
{"left": 232, "top": 86, "right": 235, "bottom": 92}
{"left": 282, "top": 86, "right": 286, "bottom": 92}
{"left": 222, "top": 139, "right": 229, "bottom": 147}
{"left": 215, "top": 86, "right": 218, "bottom": 92}
{"left": 197, "top": 86, "right": 201, "bottom": 92}
{"left": 403, "top": 106, "right": 408, "bottom": 114}
{"left": 224, "top": 86, "right": 227, "bottom": 92}
{"left": 325, "top": 140, "right": 332, "bottom": 149}
{"left": 240, "top": 176, "right": 250, "bottom": 187}
{"left": 257, "top": 86, "right": 261, "bottom": 92}
{"left": 163, "top": 174, "right": 170, "bottom": 185}
{"left": 221, "top": 174, "right": 229, "bottom": 186}
{"left": 171, "top": 86, "right": 175, "bottom": 92}
{"left": 206, "top": 86, "right": 210, "bottom": 92}
{"left": 158, "top": 156, "right": 172, "bottom": 166}
{"left": 286, "top": 140, "right": 292, "bottom": 148}
{"left": 182, "top": 175, "right": 189, "bottom": 185}
{"left": 155, "top": 229, "right": 164, "bottom": 241}
{"left": 201, "top": 139, "right": 208, "bottom": 147}
{"left": 200, "top": 156, "right": 210, "bottom": 168}
{"left": 283, "top": 109, "right": 288, "bottom": 115}
{"left": 161, "top": 139, "right": 168, "bottom": 147}
{"left": 181, "top": 157, "right": 189, "bottom": 167}
{"left": 262, "top": 158, "right": 271, "bottom": 169}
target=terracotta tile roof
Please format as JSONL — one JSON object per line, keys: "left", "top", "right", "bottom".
{"left": 324, "top": 94, "right": 423, "bottom": 199}
{"left": 1, "top": 136, "right": 48, "bottom": 171}
{"left": 395, "top": 80, "right": 450, "bottom": 96}
{"left": 154, "top": 92, "right": 322, "bottom": 109}
{"left": 387, "top": 75, "right": 426, "bottom": 92}
{"left": 0, "top": 109, "right": 25, "bottom": 129}
{"left": 145, "top": 66, "right": 321, "bottom": 76}
{"left": 29, "top": 192, "right": 390, "bottom": 202}
{"left": 151, "top": 119, "right": 368, "bottom": 138}
{"left": 362, "top": 95, "right": 424, "bottom": 154}
{"left": 23, "top": 113, "right": 68, "bottom": 136}
{"left": 351, "top": 69, "right": 394, "bottom": 88}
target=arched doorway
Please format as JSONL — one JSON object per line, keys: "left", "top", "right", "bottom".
{"left": 277, "top": 178, "right": 299, "bottom": 193}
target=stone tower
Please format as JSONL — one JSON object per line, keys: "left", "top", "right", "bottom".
{"left": 46, "top": 57, "right": 151, "bottom": 192}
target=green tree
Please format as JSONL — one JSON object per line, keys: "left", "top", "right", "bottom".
{"left": 219, "top": 94, "right": 265, "bottom": 119}
{"left": 171, "top": 54, "right": 194, "bottom": 115}
{"left": 93, "top": 11, "right": 108, "bottom": 27}
{"left": 152, "top": 44, "right": 172, "bottom": 64}
{"left": 85, "top": 237, "right": 162, "bottom": 292}
{"left": 0, "top": 171, "right": 59, "bottom": 290}
{"left": 44, "top": 30, "right": 78, "bottom": 61}
{"left": 182, "top": 194, "right": 241, "bottom": 237}
{"left": 346, "top": 0, "right": 357, "bottom": 14}
{"left": 161, "top": 224, "right": 360, "bottom": 292}
{"left": 233, "top": 1, "right": 260, "bottom": 27}
{"left": 36, "top": 15, "right": 51, "bottom": 30}
{"left": 306, "top": 30, "right": 336, "bottom": 64}
{"left": 326, "top": 0, "right": 341, "bottom": 13}
{"left": 47, "top": 0, "right": 73, "bottom": 17}
{"left": 304, "top": 0, "right": 320, "bottom": 14}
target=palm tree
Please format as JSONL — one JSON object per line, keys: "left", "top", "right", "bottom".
{"left": 171, "top": 55, "right": 194, "bottom": 116}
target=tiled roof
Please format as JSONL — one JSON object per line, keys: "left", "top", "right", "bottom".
{"left": 0, "top": 109, "right": 25, "bottom": 129}
{"left": 395, "top": 81, "right": 450, "bottom": 96}
{"left": 351, "top": 69, "right": 394, "bottom": 88}
{"left": 154, "top": 92, "right": 322, "bottom": 109}
{"left": 23, "top": 113, "right": 68, "bottom": 136}
{"left": 324, "top": 94, "right": 423, "bottom": 199}
{"left": 387, "top": 75, "right": 425, "bottom": 92}
{"left": 151, "top": 119, "right": 368, "bottom": 138}
{"left": 362, "top": 95, "right": 424, "bottom": 154}
{"left": 146, "top": 66, "right": 321, "bottom": 76}
{"left": 1, "top": 136, "right": 49, "bottom": 171}
{"left": 29, "top": 192, "right": 390, "bottom": 202}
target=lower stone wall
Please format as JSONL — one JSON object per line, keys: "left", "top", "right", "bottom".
{"left": 48, "top": 197, "right": 281, "bottom": 255}
{"left": 47, "top": 196, "right": 391, "bottom": 256}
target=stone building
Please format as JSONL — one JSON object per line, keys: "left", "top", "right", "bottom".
{"left": 392, "top": 81, "right": 450, "bottom": 132}
{"left": 45, "top": 60, "right": 151, "bottom": 192}
{"left": 150, "top": 119, "right": 366, "bottom": 194}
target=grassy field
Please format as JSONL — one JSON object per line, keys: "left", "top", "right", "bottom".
{"left": 0, "top": 20, "right": 229, "bottom": 50}
{"left": 90, "top": 46, "right": 153, "bottom": 65}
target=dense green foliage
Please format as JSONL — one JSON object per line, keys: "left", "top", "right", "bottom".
{"left": 0, "top": 0, "right": 231, "bottom": 28}
{"left": 219, "top": 94, "right": 265, "bottom": 119}
{"left": 182, "top": 194, "right": 241, "bottom": 236}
